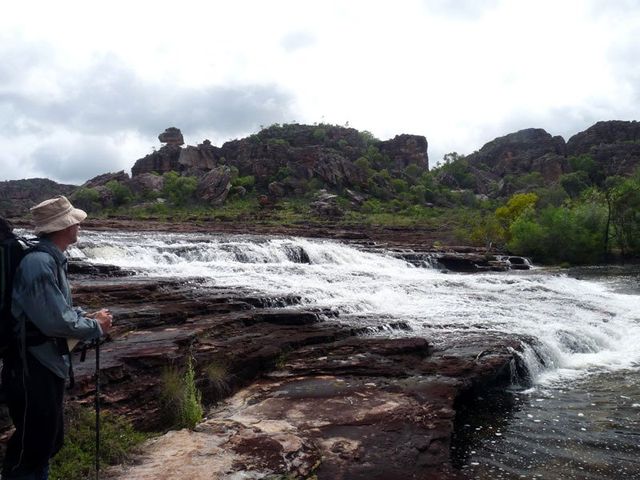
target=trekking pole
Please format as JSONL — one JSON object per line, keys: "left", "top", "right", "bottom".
{"left": 95, "top": 340, "right": 101, "bottom": 480}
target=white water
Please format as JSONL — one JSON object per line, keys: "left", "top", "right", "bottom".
{"left": 72, "top": 230, "right": 640, "bottom": 386}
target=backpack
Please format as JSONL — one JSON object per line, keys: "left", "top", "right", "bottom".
{"left": 0, "top": 217, "right": 29, "bottom": 361}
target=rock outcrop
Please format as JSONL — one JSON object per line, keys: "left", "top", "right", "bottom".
{"left": 27, "top": 269, "right": 525, "bottom": 480}
{"left": 81, "top": 171, "right": 131, "bottom": 188}
{"left": 158, "top": 127, "right": 185, "bottom": 146}
{"left": 131, "top": 145, "right": 182, "bottom": 177}
{"left": 379, "top": 134, "right": 429, "bottom": 170}
{"left": 466, "top": 128, "right": 568, "bottom": 183}
{"left": 0, "top": 178, "right": 77, "bottom": 217}
{"left": 130, "top": 125, "right": 429, "bottom": 195}
{"left": 566, "top": 120, "right": 640, "bottom": 177}
{"left": 196, "top": 166, "right": 232, "bottom": 205}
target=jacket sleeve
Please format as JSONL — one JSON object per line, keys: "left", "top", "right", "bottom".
{"left": 12, "top": 252, "right": 102, "bottom": 341}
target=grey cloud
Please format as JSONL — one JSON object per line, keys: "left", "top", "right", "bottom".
{"left": 281, "top": 31, "right": 316, "bottom": 52}
{"left": 30, "top": 137, "right": 123, "bottom": 184}
{"left": 1, "top": 52, "right": 296, "bottom": 140}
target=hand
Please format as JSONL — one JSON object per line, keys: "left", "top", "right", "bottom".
{"left": 93, "top": 308, "right": 113, "bottom": 335}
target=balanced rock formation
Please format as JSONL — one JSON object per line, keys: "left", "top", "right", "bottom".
{"left": 158, "top": 127, "right": 185, "bottom": 146}
{"left": 130, "top": 125, "right": 429, "bottom": 194}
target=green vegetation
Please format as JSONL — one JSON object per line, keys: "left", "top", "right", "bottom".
{"left": 50, "top": 406, "right": 147, "bottom": 480}
{"left": 162, "top": 172, "right": 198, "bottom": 206}
{"left": 160, "top": 355, "right": 204, "bottom": 429}
{"left": 74, "top": 122, "right": 640, "bottom": 267}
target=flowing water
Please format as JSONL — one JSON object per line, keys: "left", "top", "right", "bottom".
{"left": 71, "top": 230, "right": 640, "bottom": 479}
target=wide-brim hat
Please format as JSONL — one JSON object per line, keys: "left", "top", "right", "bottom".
{"left": 31, "top": 195, "right": 87, "bottom": 234}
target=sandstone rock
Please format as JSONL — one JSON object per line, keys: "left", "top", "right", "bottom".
{"left": 0, "top": 179, "right": 76, "bottom": 217}
{"left": 466, "top": 128, "right": 568, "bottom": 183}
{"left": 566, "top": 120, "right": 640, "bottom": 156}
{"left": 129, "top": 173, "right": 165, "bottom": 196}
{"left": 158, "top": 127, "right": 184, "bottom": 146}
{"left": 310, "top": 191, "right": 344, "bottom": 218}
{"left": 379, "top": 134, "right": 429, "bottom": 170}
{"left": 131, "top": 145, "right": 182, "bottom": 177}
{"left": 178, "top": 142, "right": 222, "bottom": 171}
{"left": 196, "top": 167, "right": 232, "bottom": 205}
{"left": 268, "top": 181, "right": 286, "bottom": 198}
{"left": 230, "top": 186, "right": 247, "bottom": 197}
{"left": 82, "top": 171, "right": 131, "bottom": 189}
{"left": 566, "top": 121, "right": 640, "bottom": 177}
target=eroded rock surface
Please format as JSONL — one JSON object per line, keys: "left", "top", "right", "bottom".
{"left": 2, "top": 259, "right": 528, "bottom": 478}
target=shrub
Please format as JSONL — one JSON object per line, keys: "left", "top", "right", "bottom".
{"left": 162, "top": 172, "right": 198, "bottom": 207}
{"left": 73, "top": 187, "right": 101, "bottom": 212}
{"left": 106, "top": 180, "right": 133, "bottom": 207}
{"left": 233, "top": 175, "right": 256, "bottom": 190}
{"left": 50, "top": 406, "right": 147, "bottom": 480}
{"left": 312, "top": 127, "right": 327, "bottom": 142}
{"left": 160, "top": 356, "right": 204, "bottom": 429}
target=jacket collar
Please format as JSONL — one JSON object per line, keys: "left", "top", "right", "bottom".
{"left": 36, "top": 237, "right": 68, "bottom": 267}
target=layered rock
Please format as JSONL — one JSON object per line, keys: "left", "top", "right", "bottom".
{"left": 131, "top": 145, "right": 182, "bottom": 177}
{"left": 16, "top": 264, "right": 524, "bottom": 479}
{"left": 0, "top": 178, "right": 76, "bottom": 217}
{"left": 158, "top": 127, "right": 185, "bottom": 146}
{"left": 466, "top": 128, "right": 568, "bottom": 183}
{"left": 81, "top": 171, "right": 131, "bottom": 188}
{"left": 566, "top": 120, "right": 640, "bottom": 176}
{"left": 379, "top": 134, "right": 429, "bottom": 170}
{"left": 130, "top": 125, "right": 429, "bottom": 195}
{"left": 196, "top": 166, "right": 232, "bottom": 205}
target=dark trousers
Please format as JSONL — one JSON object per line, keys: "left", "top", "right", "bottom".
{"left": 1, "top": 353, "right": 64, "bottom": 479}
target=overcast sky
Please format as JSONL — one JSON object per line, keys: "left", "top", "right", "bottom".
{"left": 1, "top": 0, "right": 638, "bottom": 184}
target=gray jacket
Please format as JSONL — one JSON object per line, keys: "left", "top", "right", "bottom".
{"left": 11, "top": 238, "right": 102, "bottom": 379}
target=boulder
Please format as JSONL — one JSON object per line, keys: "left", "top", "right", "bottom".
{"left": 310, "top": 191, "right": 344, "bottom": 218}
{"left": 129, "top": 173, "right": 165, "bottom": 196}
{"left": 158, "top": 127, "right": 184, "bottom": 146}
{"left": 268, "top": 181, "right": 286, "bottom": 198}
{"left": 196, "top": 166, "right": 232, "bottom": 205}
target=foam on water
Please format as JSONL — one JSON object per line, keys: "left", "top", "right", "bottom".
{"left": 74, "top": 230, "right": 640, "bottom": 386}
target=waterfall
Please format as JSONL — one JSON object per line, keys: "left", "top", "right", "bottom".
{"left": 73, "top": 230, "right": 640, "bottom": 386}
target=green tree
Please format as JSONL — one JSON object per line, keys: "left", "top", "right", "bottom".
{"left": 162, "top": 172, "right": 198, "bottom": 206}
{"left": 72, "top": 187, "right": 101, "bottom": 212}
{"left": 106, "top": 180, "right": 133, "bottom": 207}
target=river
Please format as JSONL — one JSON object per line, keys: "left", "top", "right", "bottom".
{"left": 71, "top": 230, "right": 640, "bottom": 479}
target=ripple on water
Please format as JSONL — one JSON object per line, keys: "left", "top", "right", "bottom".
{"left": 454, "top": 369, "right": 640, "bottom": 480}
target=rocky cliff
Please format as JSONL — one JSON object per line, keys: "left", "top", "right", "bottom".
{"left": 0, "top": 178, "right": 76, "bottom": 217}
{"left": 566, "top": 120, "right": 640, "bottom": 177}
{"left": 131, "top": 124, "right": 429, "bottom": 192}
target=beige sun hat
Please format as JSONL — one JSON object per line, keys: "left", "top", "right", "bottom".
{"left": 31, "top": 195, "right": 87, "bottom": 235}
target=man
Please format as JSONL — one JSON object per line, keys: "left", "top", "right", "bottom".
{"left": 1, "top": 196, "right": 113, "bottom": 480}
